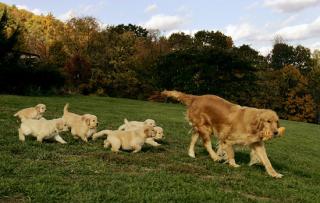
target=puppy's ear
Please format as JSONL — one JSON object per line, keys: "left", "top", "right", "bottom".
{"left": 35, "top": 106, "right": 41, "bottom": 112}
{"left": 82, "top": 116, "right": 91, "bottom": 126}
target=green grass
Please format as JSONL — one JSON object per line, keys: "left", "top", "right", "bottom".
{"left": 0, "top": 95, "right": 319, "bottom": 202}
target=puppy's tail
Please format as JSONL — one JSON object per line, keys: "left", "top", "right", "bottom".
{"left": 161, "top": 90, "right": 195, "bottom": 106}
{"left": 124, "top": 118, "right": 129, "bottom": 124}
{"left": 63, "top": 103, "right": 69, "bottom": 115}
{"left": 92, "top": 130, "right": 112, "bottom": 140}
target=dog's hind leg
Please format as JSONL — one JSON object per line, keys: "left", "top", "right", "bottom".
{"left": 188, "top": 130, "right": 199, "bottom": 158}
{"left": 199, "top": 126, "right": 221, "bottom": 162}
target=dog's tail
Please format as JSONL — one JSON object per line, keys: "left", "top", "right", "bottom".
{"left": 63, "top": 103, "right": 69, "bottom": 115}
{"left": 92, "top": 130, "right": 112, "bottom": 140}
{"left": 161, "top": 90, "right": 195, "bottom": 106}
{"left": 118, "top": 119, "right": 129, "bottom": 130}
{"left": 13, "top": 112, "right": 19, "bottom": 117}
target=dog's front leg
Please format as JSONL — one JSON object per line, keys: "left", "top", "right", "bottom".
{"left": 250, "top": 142, "right": 283, "bottom": 178}
{"left": 145, "top": 138, "right": 161, "bottom": 147}
{"left": 54, "top": 134, "right": 67, "bottom": 144}
{"left": 222, "top": 143, "right": 240, "bottom": 167}
{"left": 248, "top": 149, "right": 261, "bottom": 166}
{"left": 18, "top": 128, "right": 25, "bottom": 142}
{"left": 132, "top": 145, "right": 142, "bottom": 153}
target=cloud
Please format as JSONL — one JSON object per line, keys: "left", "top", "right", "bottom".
{"left": 264, "top": 0, "right": 320, "bottom": 12}
{"left": 58, "top": 1, "right": 107, "bottom": 21}
{"left": 275, "top": 16, "right": 320, "bottom": 40}
{"left": 145, "top": 4, "right": 158, "bottom": 13}
{"left": 16, "top": 5, "right": 46, "bottom": 15}
{"left": 225, "top": 23, "right": 260, "bottom": 41}
{"left": 58, "top": 10, "right": 78, "bottom": 21}
{"left": 143, "top": 14, "right": 187, "bottom": 31}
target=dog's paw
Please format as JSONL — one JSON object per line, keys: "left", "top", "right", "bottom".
{"left": 271, "top": 173, "right": 283, "bottom": 178}
{"left": 188, "top": 150, "right": 196, "bottom": 158}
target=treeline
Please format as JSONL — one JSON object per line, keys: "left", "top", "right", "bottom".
{"left": 0, "top": 4, "right": 320, "bottom": 123}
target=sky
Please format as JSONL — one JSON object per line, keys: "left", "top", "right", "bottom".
{"left": 1, "top": 0, "right": 320, "bottom": 55}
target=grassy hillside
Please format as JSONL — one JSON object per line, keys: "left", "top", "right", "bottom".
{"left": 0, "top": 95, "right": 319, "bottom": 202}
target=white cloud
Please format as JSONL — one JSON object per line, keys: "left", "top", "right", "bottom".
{"left": 145, "top": 4, "right": 158, "bottom": 13}
{"left": 264, "top": 0, "right": 320, "bottom": 12}
{"left": 143, "top": 14, "right": 187, "bottom": 31}
{"left": 257, "top": 46, "right": 272, "bottom": 56}
{"left": 16, "top": 5, "right": 46, "bottom": 15}
{"left": 58, "top": 10, "right": 78, "bottom": 21}
{"left": 275, "top": 16, "right": 320, "bottom": 40}
{"left": 225, "top": 23, "right": 259, "bottom": 41}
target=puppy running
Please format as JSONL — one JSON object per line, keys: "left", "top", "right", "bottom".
{"left": 92, "top": 125, "right": 155, "bottom": 153}
{"left": 118, "top": 118, "right": 156, "bottom": 130}
{"left": 18, "top": 118, "right": 68, "bottom": 143}
{"left": 14, "top": 104, "right": 46, "bottom": 121}
{"left": 118, "top": 119, "right": 163, "bottom": 147}
{"left": 62, "top": 103, "right": 98, "bottom": 142}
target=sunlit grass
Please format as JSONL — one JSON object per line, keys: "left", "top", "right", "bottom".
{"left": 0, "top": 95, "right": 319, "bottom": 202}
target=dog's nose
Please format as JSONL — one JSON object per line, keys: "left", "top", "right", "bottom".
{"left": 273, "top": 130, "right": 279, "bottom": 136}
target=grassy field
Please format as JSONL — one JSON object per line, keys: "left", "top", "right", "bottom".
{"left": 0, "top": 95, "right": 319, "bottom": 202}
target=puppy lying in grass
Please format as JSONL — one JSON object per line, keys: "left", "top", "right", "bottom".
{"left": 18, "top": 118, "right": 68, "bottom": 143}
{"left": 62, "top": 103, "right": 98, "bottom": 142}
{"left": 14, "top": 104, "right": 46, "bottom": 121}
{"left": 118, "top": 118, "right": 164, "bottom": 146}
{"left": 93, "top": 125, "right": 156, "bottom": 153}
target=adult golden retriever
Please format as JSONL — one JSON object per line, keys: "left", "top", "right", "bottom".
{"left": 162, "top": 90, "right": 284, "bottom": 178}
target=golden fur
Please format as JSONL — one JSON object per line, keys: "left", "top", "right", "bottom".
{"left": 162, "top": 90, "right": 284, "bottom": 178}
{"left": 62, "top": 103, "right": 98, "bottom": 142}
{"left": 118, "top": 119, "right": 162, "bottom": 147}
{"left": 118, "top": 118, "right": 156, "bottom": 130}
{"left": 14, "top": 104, "right": 46, "bottom": 121}
{"left": 18, "top": 118, "right": 68, "bottom": 143}
{"left": 93, "top": 125, "right": 156, "bottom": 153}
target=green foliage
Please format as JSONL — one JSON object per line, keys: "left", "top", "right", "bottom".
{"left": 0, "top": 2, "right": 319, "bottom": 123}
{"left": 155, "top": 47, "right": 257, "bottom": 105}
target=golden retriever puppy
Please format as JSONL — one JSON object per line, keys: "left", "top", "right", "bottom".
{"left": 118, "top": 118, "right": 156, "bottom": 131}
{"left": 18, "top": 118, "right": 68, "bottom": 143}
{"left": 62, "top": 103, "right": 98, "bottom": 142}
{"left": 14, "top": 104, "right": 46, "bottom": 121}
{"left": 93, "top": 125, "right": 155, "bottom": 153}
{"left": 162, "top": 90, "right": 284, "bottom": 178}
{"left": 145, "top": 126, "right": 164, "bottom": 147}
{"left": 117, "top": 119, "right": 162, "bottom": 147}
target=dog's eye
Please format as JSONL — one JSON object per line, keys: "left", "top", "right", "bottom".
{"left": 267, "top": 120, "right": 271, "bottom": 123}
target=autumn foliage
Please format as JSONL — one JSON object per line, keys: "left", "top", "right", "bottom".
{"left": 0, "top": 4, "right": 319, "bottom": 123}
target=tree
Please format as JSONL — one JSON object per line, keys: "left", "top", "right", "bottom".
{"left": 194, "top": 30, "right": 233, "bottom": 49}
{"left": 0, "top": 8, "right": 19, "bottom": 62}
{"left": 168, "top": 32, "right": 193, "bottom": 50}
{"left": 108, "top": 24, "right": 149, "bottom": 38}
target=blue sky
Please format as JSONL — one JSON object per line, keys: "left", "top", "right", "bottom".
{"left": 2, "top": 0, "right": 320, "bottom": 55}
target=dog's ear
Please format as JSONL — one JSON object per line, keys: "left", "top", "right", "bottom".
{"left": 82, "top": 116, "right": 91, "bottom": 126}
{"left": 35, "top": 105, "right": 41, "bottom": 112}
{"left": 251, "top": 113, "right": 264, "bottom": 134}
